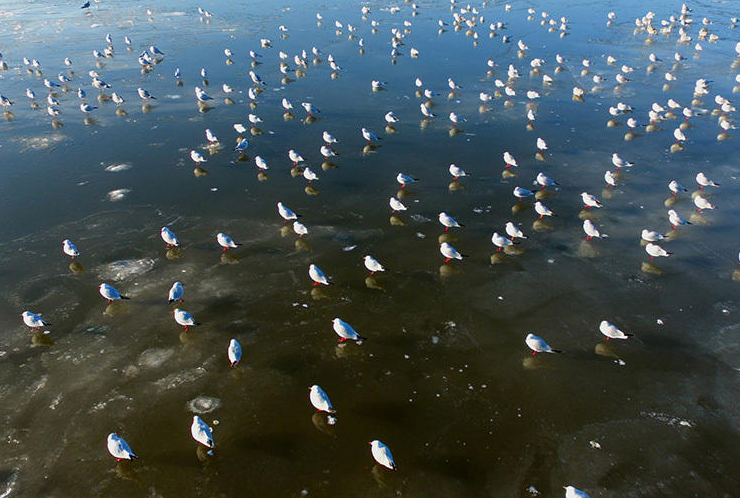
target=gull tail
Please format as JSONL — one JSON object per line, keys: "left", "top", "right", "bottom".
{"left": 120, "top": 295, "right": 131, "bottom": 300}
{"left": 550, "top": 349, "right": 563, "bottom": 353}
{"left": 602, "top": 234, "right": 610, "bottom": 238}
{"left": 195, "top": 322, "right": 202, "bottom": 326}
{"left": 356, "top": 335, "right": 367, "bottom": 342}
{"left": 168, "top": 299, "right": 174, "bottom": 304}
{"left": 130, "top": 453, "right": 139, "bottom": 459}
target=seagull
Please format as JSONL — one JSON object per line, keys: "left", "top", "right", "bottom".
{"left": 362, "top": 127, "right": 381, "bottom": 143}
{"left": 389, "top": 197, "right": 407, "bottom": 212}
{"left": 254, "top": 156, "right": 268, "bottom": 171}
{"left": 111, "top": 93, "right": 124, "bottom": 105}
{"left": 288, "top": 150, "right": 304, "bottom": 165}
{"left": 513, "top": 186, "right": 534, "bottom": 201}
{"left": 503, "top": 151, "right": 518, "bottom": 168}
{"left": 599, "top": 320, "right": 632, "bottom": 340}
{"left": 303, "top": 167, "right": 319, "bottom": 183}
{"left": 63, "top": 239, "right": 80, "bottom": 258}
{"left": 234, "top": 138, "right": 249, "bottom": 154}
{"left": 696, "top": 172, "right": 719, "bottom": 189}
{"left": 107, "top": 433, "right": 137, "bottom": 461}
{"left": 641, "top": 229, "right": 668, "bottom": 242}
{"left": 385, "top": 111, "right": 399, "bottom": 124}
{"left": 646, "top": 242, "right": 672, "bottom": 259}
{"left": 99, "top": 283, "right": 129, "bottom": 303}
{"left": 278, "top": 202, "right": 299, "bottom": 221}
{"left": 217, "top": 233, "right": 241, "bottom": 251}
{"left": 669, "top": 180, "right": 688, "bottom": 196}
{"left": 191, "top": 415, "right": 214, "bottom": 448}
{"left": 149, "top": 45, "right": 164, "bottom": 56}
{"left": 611, "top": 153, "right": 633, "bottom": 169}
{"left": 22, "top": 311, "right": 48, "bottom": 330}
{"left": 668, "top": 209, "right": 691, "bottom": 229}
{"left": 438, "top": 212, "right": 463, "bottom": 231}
{"left": 309, "top": 264, "right": 332, "bottom": 286}
{"left": 137, "top": 87, "right": 155, "bottom": 100}
{"left": 332, "top": 318, "right": 365, "bottom": 342}
{"left": 535, "top": 172, "right": 558, "bottom": 189}
{"left": 420, "top": 102, "right": 435, "bottom": 118}
{"left": 174, "top": 308, "right": 199, "bottom": 330}
{"left": 581, "top": 192, "right": 602, "bottom": 208}
{"left": 505, "top": 222, "right": 528, "bottom": 241}
{"left": 525, "top": 333, "right": 562, "bottom": 355}
{"left": 604, "top": 171, "right": 617, "bottom": 187}
{"left": 80, "top": 102, "right": 97, "bottom": 114}
{"left": 293, "top": 221, "right": 308, "bottom": 238}
{"left": 396, "top": 173, "right": 418, "bottom": 188}
{"left": 564, "top": 486, "right": 591, "bottom": 498}
{"left": 363, "top": 255, "right": 385, "bottom": 274}
{"left": 309, "top": 385, "right": 336, "bottom": 413}
{"left": 370, "top": 440, "right": 396, "bottom": 470}
{"left": 448, "top": 164, "right": 468, "bottom": 180}
{"left": 168, "top": 282, "right": 184, "bottom": 303}
{"left": 190, "top": 150, "right": 207, "bottom": 165}
{"left": 160, "top": 226, "right": 180, "bottom": 247}
{"left": 301, "top": 102, "right": 320, "bottom": 114}
{"left": 205, "top": 129, "right": 219, "bottom": 144}
{"left": 320, "top": 146, "right": 336, "bottom": 158}
{"left": 536, "top": 138, "right": 548, "bottom": 151}
{"left": 583, "top": 219, "right": 607, "bottom": 240}
{"left": 195, "top": 86, "right": 212, "bottom": 102}
{"left": 322, "top": 131, "right": 338, "bottom": 145}
{"left": 440, "top": 242, "right": 466, "bottom": 262}
{"left": 693, "top": 195, "right": 716, "bottom": 212}
{"left": 492, "top": 232, "right": 514, "bottom": 251}
{"left": 228, "top": 339, "right": 242, "bottom": 367}
{"left": 534, "top": 201, "right": 554, "bottom": 218}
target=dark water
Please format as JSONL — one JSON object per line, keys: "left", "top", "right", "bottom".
{"left": 1, "top": 0, "right": 740, "bottom": 496}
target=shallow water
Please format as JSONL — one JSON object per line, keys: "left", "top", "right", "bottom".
{"left": 1, "top": 0, "right": 740, "bottom": 496}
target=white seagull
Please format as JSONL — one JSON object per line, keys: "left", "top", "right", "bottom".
{"left": 668, "top": 209, "right": 691, "bottom": 229}
{"left": 492, "top": 232, "right": 514, "bottom": 251}
{"left": 228, "top": 338, "right": 242, "bottom": 366}
{"left": 669, "top": 180, "right": 688, "bottom": 196}
{"left": 332, "top": 317, "right": 365, "bottom": 342}
{"left": 440, "top": 242, "right": 466, "bottom": 262}
{"left": 583, "top": 220, "right": 607, "bottom": 240}
{"left": 174, "top": 308, "right": 199, "bottom": 330}
{"left": 564, "top": 486, "right": 591, "bottom": 498}
{"left": 389, "top": 197, "right": 407, "bottom": 212}
{"left": 161, "top": 226, "right": 179, "bottom": 247}
{"left": 696, "top": 172, "right": 719, "bottom": 189}
{"left": 448, "top": 164, "right": 468, "bottom": 180}
{"left": 217, "top": 232, "right": 241, "bottom": 251}
{"left": 370, "top": 440, "right": 396, "bottom": 470}
{"left": 191, "top": 415, "right": 214, "bottom": 448}
{"left": 525, "top": 333, "right": 562, "bottom": 355}
{"left": 190, "top": 150, "right": 207, "bottom": 165}
{"left": 396, "top": 173, "right": 418, "bottom": 188}
{"left": 438, "top": 212, "right": 463, "bottom": 231}
{"left": 278, "top": 202, "right": 299, "bottom": 221}
{"left": 309, "top": 264, "right": 331, "bottom": 286}
{"left": 99, "top": 283, "right": 129, "bottom": 303}
{"left": 599, "top": 320, "right": 632, "bottom": 340}
{"left": 505, "top": 222, "right": 527, "bottom": 241}
{"left": 581, "top": 192, "right": 602, "bottom": 208}
{"left": 107, "top": 433, "right": 137, "bottom": 461}
{"left": 168, "top": 282, "right": 184, "bottom": 303}
{"left": 641, "top": 229, "right": 666, "bottom": 242}
{"left": 22, "top": 311, "right": 48, "bottom": 330}
{"left": 352, "top": 252, "right": 381, "bottom": 276}
{"left": 309, "top": 385, "right": 335, "bottom": 413}
{"left": 646, "top": 243, "right": 672, "bottom": 259}
{"left": 693, "top": 195, "right": 715, "bottom": 212}
{"left": 137, "top": 87, "right": 156, "bottom": 100}
{"left": 63, "top": 239, "right": 80, "bottom": 258}
{"left": 362, "top": 127, "right": 381, "bottom": 142}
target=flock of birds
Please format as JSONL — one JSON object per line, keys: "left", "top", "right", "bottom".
{"left": 6, "top": 0, "right": 740, "bottom": 495}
